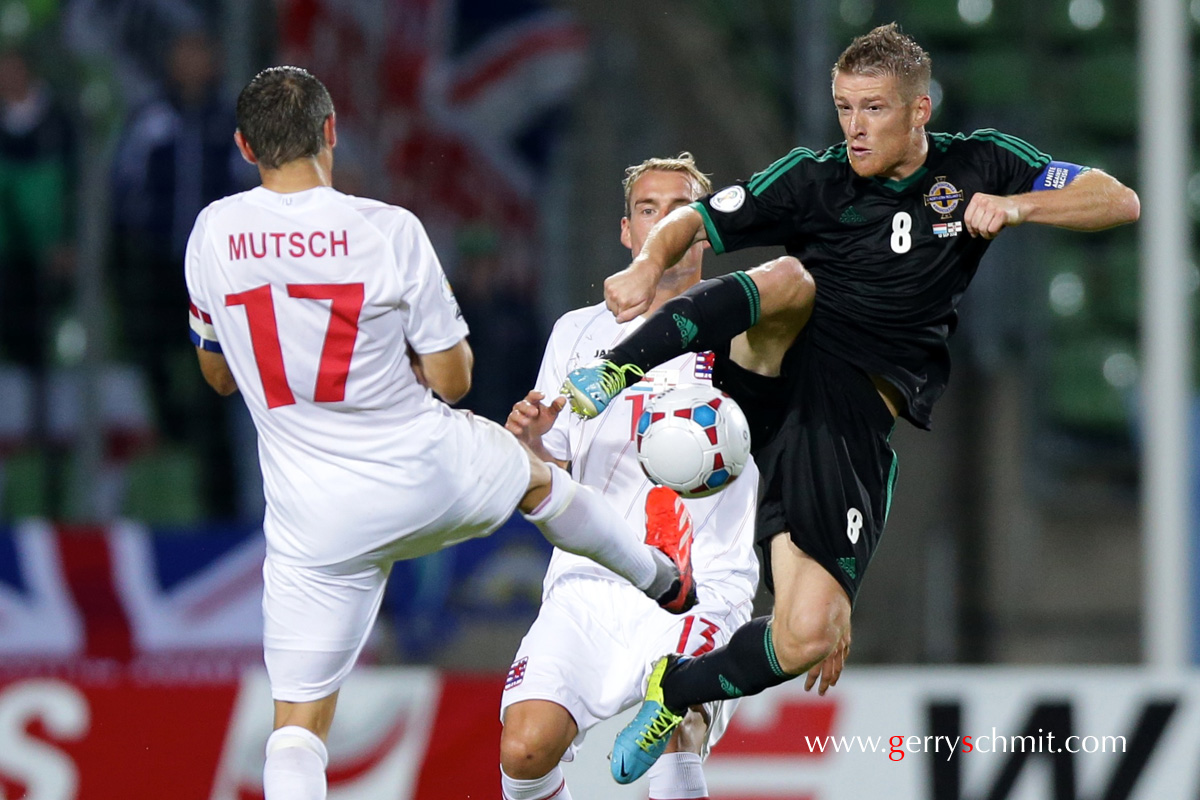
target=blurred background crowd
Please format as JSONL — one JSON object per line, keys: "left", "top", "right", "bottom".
{"left": 0, "top": 0, "right": 1173, "bottom": 671}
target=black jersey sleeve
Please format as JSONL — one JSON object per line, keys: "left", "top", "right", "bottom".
{"left": 966, "top": 128, "right": 1052, "bottom": 196}
{"left": 690, "top": 146, "right": 828, "bottom": 255}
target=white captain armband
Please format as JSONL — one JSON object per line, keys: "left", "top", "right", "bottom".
{"left": 1033, "top": 161, "right": 1089, "bottom": 191}
{"left": 189, "top": 301, "right": 222, "bottom": 353}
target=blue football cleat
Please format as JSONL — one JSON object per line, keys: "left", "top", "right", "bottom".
{"left": 611, "top": 655, "right": 685, "bottom": 784}
{"left": 561, "top": 359, "right": 644, "bottom": 418}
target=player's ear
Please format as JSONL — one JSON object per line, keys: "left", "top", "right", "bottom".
{"left": 233, "top": 130, "right": 258, "bottom": 165}
{"left": 912, "top": 94, "right": 932, "bottom": 127}
{"left": 620, "top": 216, "right": 632, "bottom": 250}
{"left": 324, "top": 112, "right": 337, "bottom": 150}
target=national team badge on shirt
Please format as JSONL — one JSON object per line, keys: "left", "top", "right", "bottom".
{"left": 923, "top": 177, "right": 964, "bottom": 218}
{"left": 932, "top": 221, "right": 963, "bottom": 238}
{"left": 505, "top": 656, "right": 528, "bottom": 690}
{"left": 694, "top": 351, "right": 715, "bottom": 379}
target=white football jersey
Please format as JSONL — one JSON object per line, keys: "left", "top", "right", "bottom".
{"left": 537, "top": 303, "right": 760, "bottom": 606}
{"left": 184, "top": 186, "right": 473, "bottom": 566}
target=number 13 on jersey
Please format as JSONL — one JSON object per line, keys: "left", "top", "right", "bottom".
{"left": 226, "top": 282, "right": 365, "bottom": 409}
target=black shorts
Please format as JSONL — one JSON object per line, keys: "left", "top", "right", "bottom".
{"left": 713, "top": 332, "right": 898, "bottom": 604}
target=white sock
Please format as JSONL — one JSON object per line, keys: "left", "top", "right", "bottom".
{"left": 500, "top": 764, "right": 573, "bottom": 800}
{"left": 647, "top": 752, "right": 708, "bottom": 799}
{"left": 263, "top": 725, "right": 328, "bottom": 800}
{"left": 524, "top": 464, "right": 661, "bottom": 592}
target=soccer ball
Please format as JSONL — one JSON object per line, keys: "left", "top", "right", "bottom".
{"left": 635, "top": 385, "right": 752, "bottom": 498}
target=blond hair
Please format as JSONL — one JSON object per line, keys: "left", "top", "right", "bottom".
{"left": 833, "top": 23, "right": 931, "bottom": 102}
{"left": 622, "top": 152, "right": 713, "bottom": 216}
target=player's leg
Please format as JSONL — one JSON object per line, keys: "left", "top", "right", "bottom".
{"left": 519, "top": 450, "right": 694, "bottom": 612}
{"left": 263, "top": 694, "right": 338, "bottom": 800}
{"left": 613, "top": 345, "right": 894, "bottom": 782}
{"left": 497, "top": 640, "right": 706, "bottom": 800}
{"left": 672, "top": 535, "right": 849, "bottom": 697}
{"left": 648, "top": 711, "right": 712, "bottom": 800}
{"left": 666, "top": 536, "right": 851, "bottom": 698}
{"left": 260, "top": 555, "right": 391, "bottom": 800}
{"left": 498, "top": 576, "right": 661, "bottom": 800}
{"left": 439, "top": 413, "right": 691, "bottom": 612}
{"left": 563, "top": 257, "right": 814, "bottom": 417}
{"left": 611, "top": 539, "right": 848, "bottom": 784}
{"left": 615, "top": 581, "right": 749, "bottom": 788}
{"left": 499, "top": 700, "right": 578, "bottom": 799}
{"left": 638, "top": 612, "right": 735, "bottom": 799}
{"left": 726, "top": 259, "right": 815, "bottom": 378}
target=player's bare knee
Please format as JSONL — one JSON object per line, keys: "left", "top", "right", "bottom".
{"left": 771, "top": 616, "right": 840, "bottom": 674}
{"left": 499, "top": 724, "right": 561, "bottom": 779}
{"left": 750, "top": 257, "right": 815, "bottom": 319}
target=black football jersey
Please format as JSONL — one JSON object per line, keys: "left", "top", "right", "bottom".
{"left": 692, "top": 129, "right": 1050, "bottom": 429}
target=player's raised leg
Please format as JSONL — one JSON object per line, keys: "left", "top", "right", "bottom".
{"left": 563, "top": 256, "right": 814, "bottom": 417}
{"left": 519, "top": 447, "right": 696, "bottom": 613}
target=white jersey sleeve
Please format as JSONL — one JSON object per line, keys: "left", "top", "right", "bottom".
{"left": 185, "top": 207, "right": 221, "bottom": 352}
{"left": 394, "top": 214, "right": 469, "bottom": 354}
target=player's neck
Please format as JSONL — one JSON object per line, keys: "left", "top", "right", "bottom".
{"left": 258, "top": 157, "right": 333, "bottom": 194}
{"left": 886, "top": 130, "right": 929, "bottom": 182}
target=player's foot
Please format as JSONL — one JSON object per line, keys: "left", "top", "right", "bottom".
{"left": 645, "top": 486, "right": 696, "bottom": 614}
{"left": 561, "top": 359, "right": 644, "bottom": 418}
{"left": 611, "top": 655, "right": 685, "bottom": 784}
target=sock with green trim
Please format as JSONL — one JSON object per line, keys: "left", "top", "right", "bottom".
{"left": 605, "top": 272, "right": 760, "bottom": 380}
{"left": 661, "top": 617, "right": 792, "bottom": 713}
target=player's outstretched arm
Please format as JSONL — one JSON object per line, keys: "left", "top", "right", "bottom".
{"left": 196, "top": 348, "right": 238, "bottom": 396}
{"left": 964, "top": 169, "right": 1140, "bottom": 240}
{"left": 606, "top": 205, "right": 708, "bottom": 323}
{"left": 505, "top": 390, "right": 569, "bottom": 470}
{"left": 414, "top": 339, "right": 474, "bottom": 404}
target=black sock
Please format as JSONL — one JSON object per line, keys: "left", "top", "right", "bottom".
{"left": 605, "top": 272, "right": 760, "bottom": 386}
{"left": 661, "top": 617, "right": 792, "bottom": 712}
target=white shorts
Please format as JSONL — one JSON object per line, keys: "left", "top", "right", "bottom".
{"left": 264, "top": 413, "right": 530, "bottom": 702}
{"left": 499, "top": 574, "right": 752, "bottom": 761}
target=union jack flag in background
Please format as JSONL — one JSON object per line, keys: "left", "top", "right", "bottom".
{"left": 0, "top": 520, "right": 263, "bottom": 665}
{"left": 279, "top": 0, "right": 587, "bottom": 241}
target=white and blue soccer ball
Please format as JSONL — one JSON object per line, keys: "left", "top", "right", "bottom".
{"left": 635, "top": 385, "right": 752, "bottom": 498}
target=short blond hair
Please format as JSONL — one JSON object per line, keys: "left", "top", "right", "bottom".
{"left": 622, "top": 152, "right": 713, "bottom": 217}
{"left": 833, "top": 23, "right": 931, "bottom": 102}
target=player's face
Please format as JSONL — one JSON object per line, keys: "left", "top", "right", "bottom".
{"left": 833, "top": 71, "right": 930, "bottom": 180}
{"left": 621, "top": 170, "right": 704, "bottom": 273}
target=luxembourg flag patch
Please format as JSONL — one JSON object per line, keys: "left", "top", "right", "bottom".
{"left": 189, "top": 300, "right": 222, "bottom": 353}
{"left": 694, "top": 351, "right": 715, "bottom": 380}
{"left": 505, "top": 656, "right": 528, "bottom": 690}
{"left": 932, "top": 221, "right": 963, "bottom": 239}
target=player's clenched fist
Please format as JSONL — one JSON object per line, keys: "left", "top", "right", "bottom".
{"left": 963, "top": 192, "right": 1025, "bottom": 240}
{"left": 506, "top": 390, "right": 566, "bottom": 446}
{"left": 605, "top": 260, "right": 660, "bottom": 323}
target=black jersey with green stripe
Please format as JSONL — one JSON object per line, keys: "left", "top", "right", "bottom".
{"left": 691, "top": 129, "right": 1050, "bottom": 429}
